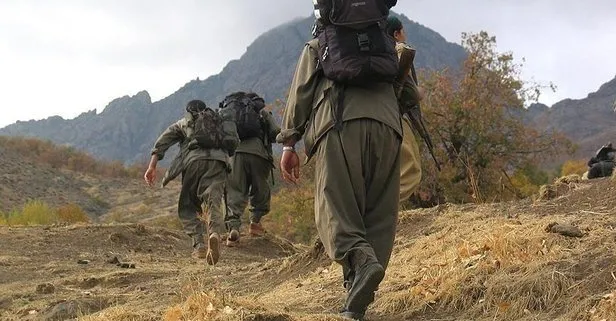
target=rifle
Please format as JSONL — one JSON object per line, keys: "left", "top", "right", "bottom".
{"left": 395, "top": 44, "right": 441, "bottom": 171}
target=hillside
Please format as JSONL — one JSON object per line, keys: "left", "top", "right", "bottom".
{"left": 2, "top": 176, "right": 616, "bottom": 320}
{"left": 0, "top": 136, "right": 181, "bottom": 223}
{"left": 0, "top": 12, "right": 467, "bottom": 165}
{"left": 526, "top": 76, "right": 616, "bottom": 161}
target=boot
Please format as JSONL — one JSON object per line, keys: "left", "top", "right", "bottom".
{"left": 341, "top": 248, "right": 384, "bottom": 319}
{"left": 249, "top": 222, "right": 265, "bottom": 237}
{"left": 206, "top": 233, "right": 221, "bottom": 265}
{"left": 226, "top": 229, "right": 240, "bottom": 247}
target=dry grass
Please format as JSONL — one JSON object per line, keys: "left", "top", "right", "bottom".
{"left": 588, "top": 291, "right": 616, "bottom": 321}
{"left": 536, "top": 174, "right": 583, "bottom": 201}
{"left": 0, "top": 200, "right": 91, "bottom": 226}
{"left": 160, "top": 175, "right": 616, "bottom": 320}
{"left": 82, "top": 307, "right": 159, "bottom": 321}
{"left": 56, "top": 203, "right": 90, "bottom": 223}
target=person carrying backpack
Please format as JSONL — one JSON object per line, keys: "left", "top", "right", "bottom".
{"left": 278, "top": 1, "right": 399, "bottom": 319}
{"left": 386, "top": 15, "right": 424, "bottom": 203}
{"left": 221, "top": 92, "right": 281, "bottom": 246}
{"left": 144, "top": 99, "right": 239, "bottom": 265}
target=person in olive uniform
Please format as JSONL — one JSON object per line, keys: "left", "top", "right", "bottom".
{"left": 277, "top": 36, "right": 402, "bottom": 319}
{"left": 144, "top": 100, "right": 238, "bottom": 266}
{"left": 387, "top": 15, "right": 424, "bottom": 203}
{"left": 224, "top": 93, "right": 281, "bottom": 246}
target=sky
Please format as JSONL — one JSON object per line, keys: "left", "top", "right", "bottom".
{"left": 1, "top": 0, "right": 615, "bottom": 128}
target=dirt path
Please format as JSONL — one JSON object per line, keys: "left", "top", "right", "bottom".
{"left": 0, "top": 224, "right": 301, "bottom": 321}
{"left": 3, "top": 177, "right": 616, "bottom": 321}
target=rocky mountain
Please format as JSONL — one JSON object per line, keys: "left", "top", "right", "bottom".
{"left": 0, "top": 12, "right": 467, "bottom": 164}
{"left": 525, "top": 76, "right": 616, "bottom": 161}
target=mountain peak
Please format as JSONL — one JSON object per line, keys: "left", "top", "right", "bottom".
{"left": 0, "top": 14, "right": 467, "bottom": 164}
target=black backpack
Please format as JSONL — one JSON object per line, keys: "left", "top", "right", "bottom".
{"left": 312, "top": 0, "right": 399, "bottom": 85}
{"left": 219, "top": 92, "right": 266, "bottom": 140}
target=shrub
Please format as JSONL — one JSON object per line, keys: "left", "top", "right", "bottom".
{"left": 561, "top": 159, "right": 588, "bottom": 177}
{"left": 12, "top": 200, "right": 56, "bottom": 225}
{"left": 1, "top": 200, "right": 90, "bottom": 226}
{"left": 56, "top": 203, "right": 90, "bottom": 223}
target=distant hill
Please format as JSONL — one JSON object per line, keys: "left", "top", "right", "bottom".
{"left": 525, "top": 76, "right": 616, "bottom": 162}
{"left": 0, "top": 12, "right": 467, "bottom": 165}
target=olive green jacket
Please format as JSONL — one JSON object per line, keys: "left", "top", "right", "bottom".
{"left": 235, "top": 109, "right": 281, "bottom": 166}
{"left": 151, "top": 112, "right": 232, "bottom": 187}
{"left": 276, "top": 38, "right": 402, "bottom": 162}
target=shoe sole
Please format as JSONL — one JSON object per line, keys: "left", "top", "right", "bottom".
{"left": 346, "top": 263, "right": 385, "bottom": 314}
{"left": 206, "top": 236, "right": 220, "bottom": 266}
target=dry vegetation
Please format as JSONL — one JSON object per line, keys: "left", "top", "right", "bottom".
{"left": 0, "top": 200, "right": 90, "bottom": 226}
{"left": 148, "top": 176, "right": 616, "bottom": 321}
{"left": 0, "top": 136, "right": 159, "bottom": 179}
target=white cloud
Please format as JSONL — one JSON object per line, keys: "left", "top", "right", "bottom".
{"left": 1, "top": 0, "right": 615, "bottom": 127}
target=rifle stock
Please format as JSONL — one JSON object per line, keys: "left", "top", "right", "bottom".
{"left": 395, "top": 44, "right": 441, "bottom": 171}
{"left": 394, "top": 44, "right": 415, "bottom": 98}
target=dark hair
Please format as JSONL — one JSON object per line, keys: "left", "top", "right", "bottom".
{"left": 186, "top": 100, "right": 207, "bottom": 114}
{"left": 386, "top": 16, "right": 403, "bottom": 37}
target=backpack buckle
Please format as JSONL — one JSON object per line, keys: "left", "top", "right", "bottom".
{"left": 357, "top": 33, "right": 371, "bottom": 52}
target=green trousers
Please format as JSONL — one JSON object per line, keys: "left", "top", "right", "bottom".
{"left": 178, "top": 159, "right": 227, "bottom": 247}
{"left": 314, "top": 118, "right": 401, "bottom": 292}
{"left": 225, "top": 152, "right": 273, "bottom": 229}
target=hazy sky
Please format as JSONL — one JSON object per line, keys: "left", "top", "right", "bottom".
{"left": 1, "top": 0, "right": 615, "bottom": 128}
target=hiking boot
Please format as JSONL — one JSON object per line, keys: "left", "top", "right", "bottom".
{"left": 226, "top": 229, "right": 240, "bottom": 247}
{"left": 206, "top": 233, "right": 221, "bottom": 266}
{"left": 191, "top": 244, "right": 207, "bottom": 259}
{"left": 249, "top": 222, "right": 265, "bottom": 237}
{"left": 343, "top": 250, "right": 385, "bottom": 317}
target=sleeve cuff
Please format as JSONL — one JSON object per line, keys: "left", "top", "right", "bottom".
{"left": 276, "top": 129, "right": 301, "bottom": 145}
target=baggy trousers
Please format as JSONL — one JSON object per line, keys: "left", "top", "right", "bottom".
{"left": 178, "top": 159, "right": 227, "bottom": 247}
{"left": 314, "top": 118, "right": 401, "bottom": 286}
{"left": 399, "top": 114, "right": 422, "bottom": 202}
{"left": 225, "top": 152, "right": 273, "bottom": 229}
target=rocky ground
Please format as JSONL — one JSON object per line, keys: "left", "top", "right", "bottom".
{"left": 2, "top": 176, "right": 616, "bottom": 320}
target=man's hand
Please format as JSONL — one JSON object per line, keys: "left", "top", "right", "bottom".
{"left": 144, "top": 166, "right": 157, "bottom": 186}
{"left": 144, "top": 155, "right": 159, "bottom": 187}
{"left": 280, "top": 150, "right": 300, "bottom": 184}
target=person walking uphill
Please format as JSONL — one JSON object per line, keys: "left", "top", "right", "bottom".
{"left": 144, "top": 99, "right": 239, "bottom": 266}
{"left": 223, "top": 92, "right": 281, "bottom": 246}
{"left": 277, "top": 1, "right": 400, "bottom": 319}
{"left": 387, "top": 15, "right": 424, "bottom": 202}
